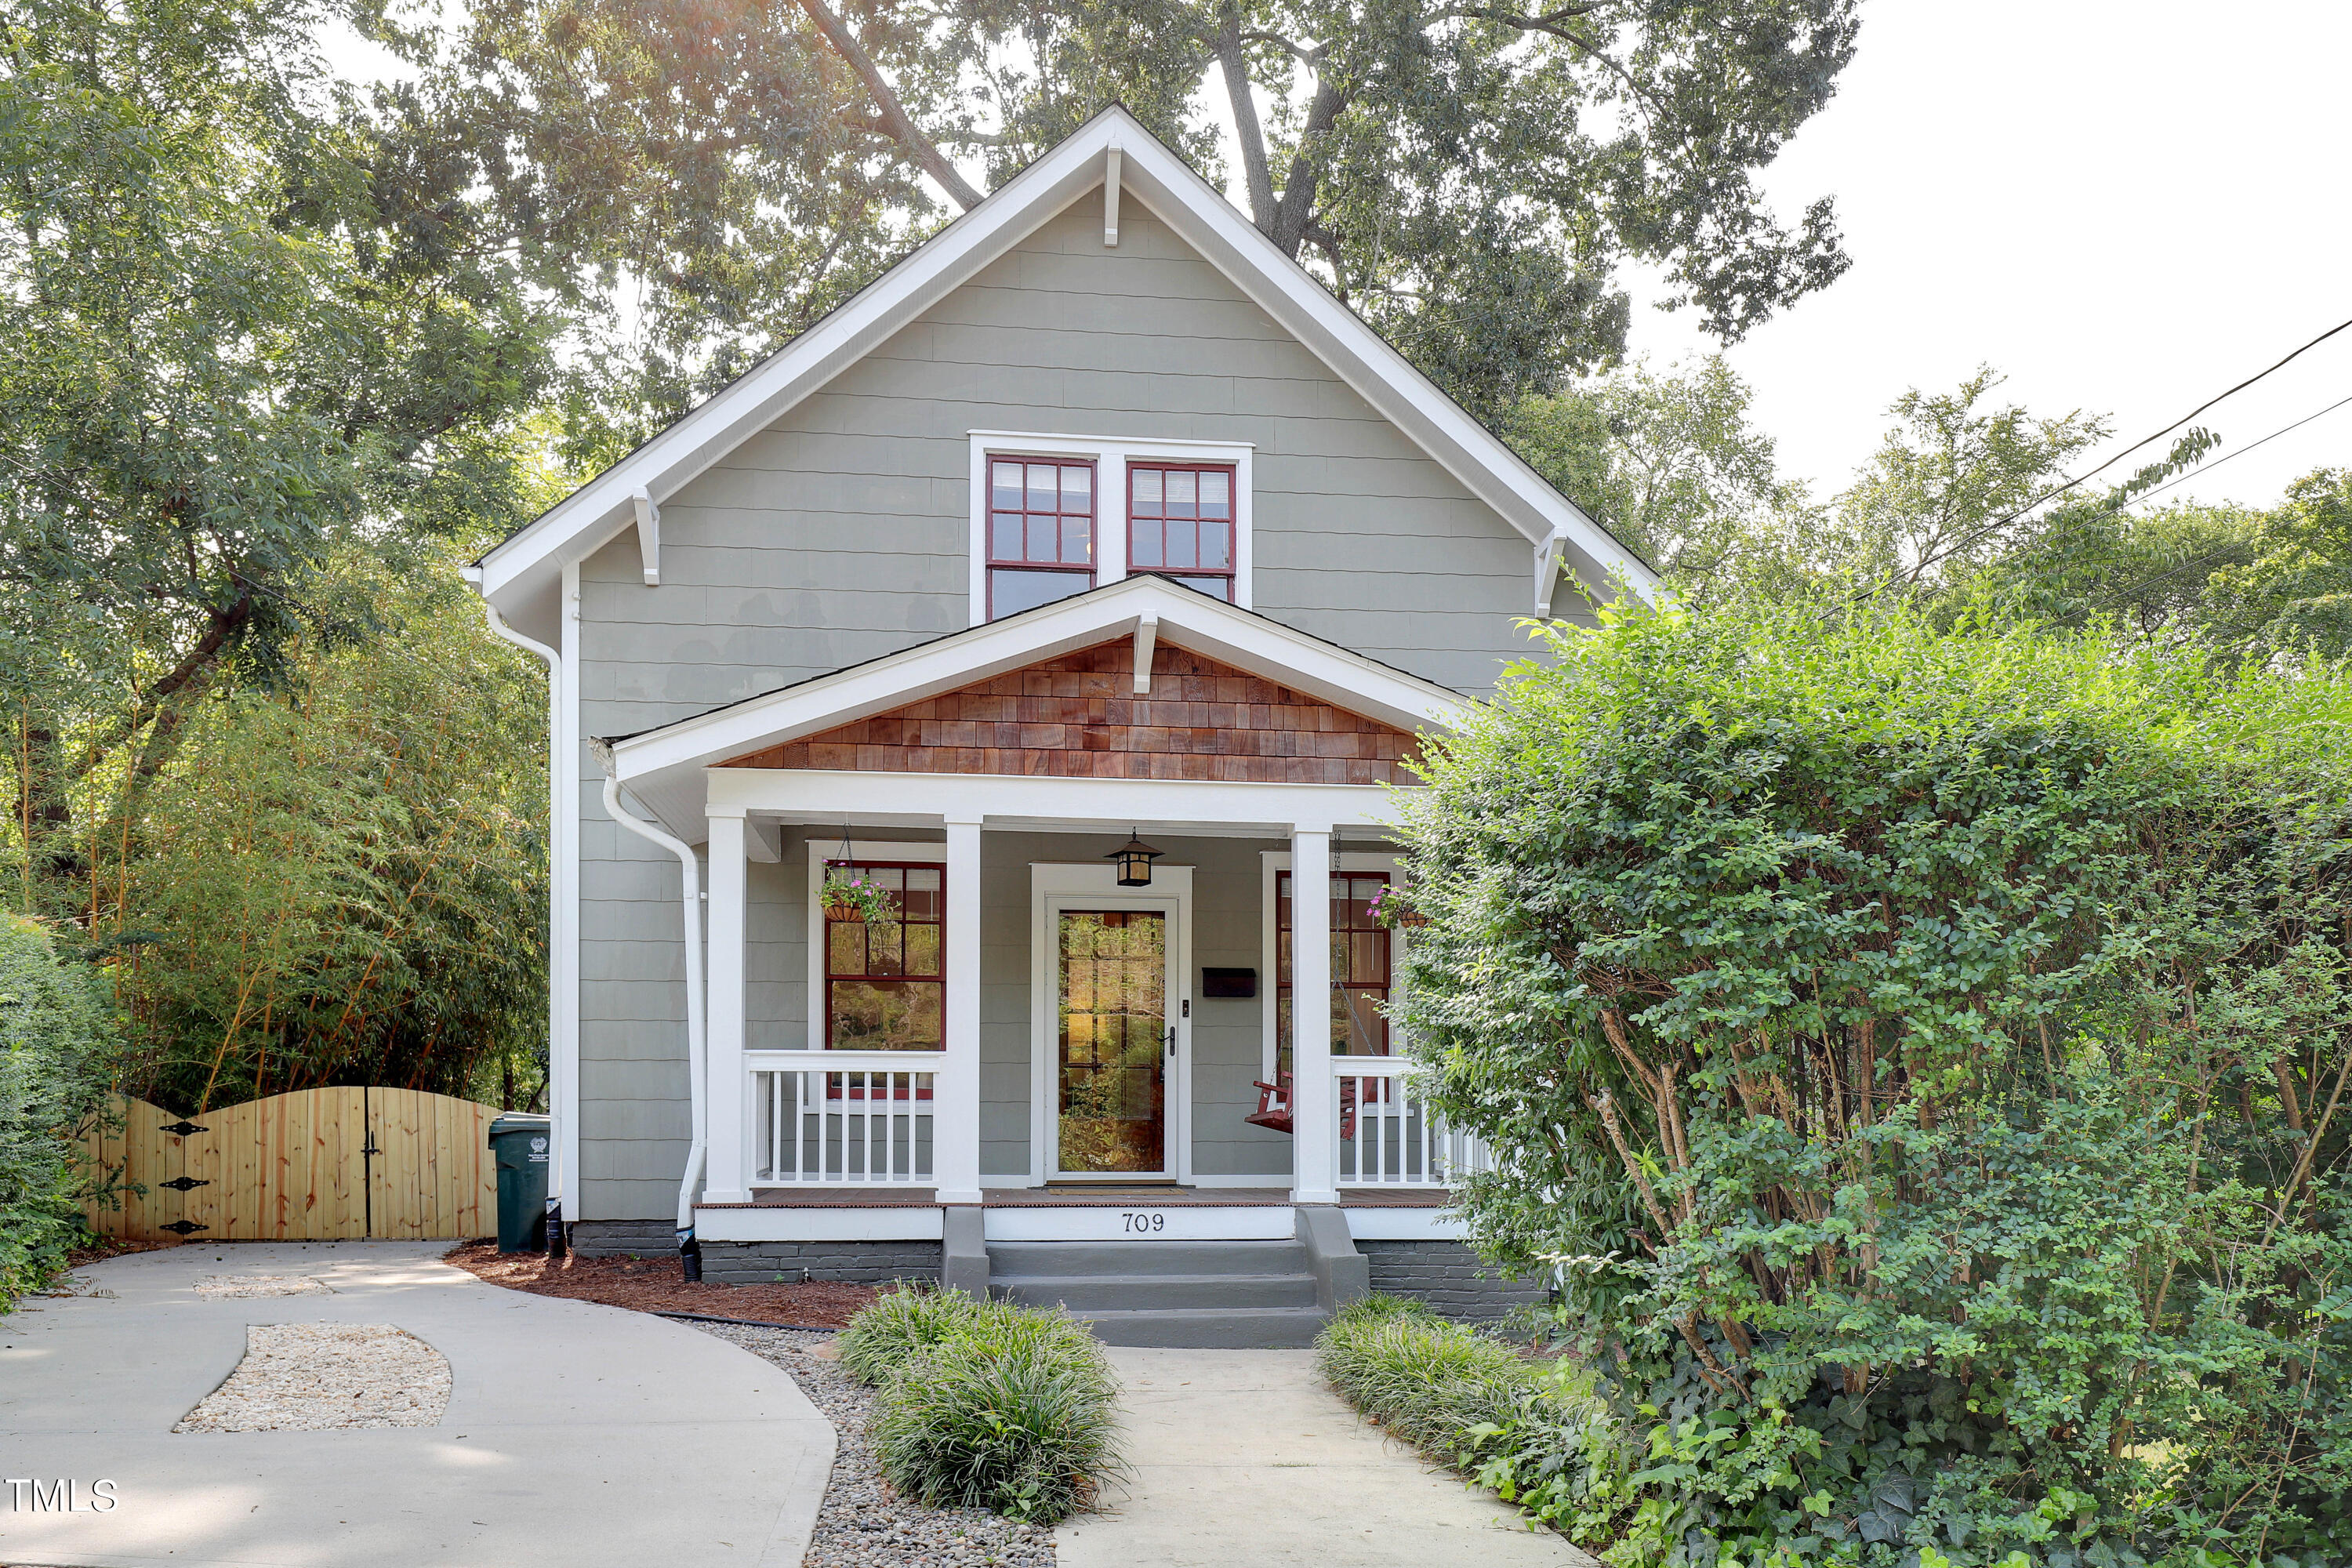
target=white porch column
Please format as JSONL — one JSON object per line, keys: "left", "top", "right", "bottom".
{"left": 702, "top": 809, "right": 753, "bottom": 1203}
{"left": 936, "top": 815, "right": 985, "bottom": 1204}
{"left": 1290, "top": 826, "right": 1338, "bottom": 1203}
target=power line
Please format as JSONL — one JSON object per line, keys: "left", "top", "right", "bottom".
{"left": 1844, "top": 312, "right": 2352, "bottom": 604}
{"left": 2119, "top": 390, "right": 2352, "bottom": 510}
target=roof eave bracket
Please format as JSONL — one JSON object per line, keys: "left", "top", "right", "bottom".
{"left": 1533, "top": 531, "right": 1567, "bottom": 618}
{"left": 1132, "top": 612, "right": 1158, "bottom": 695}
{"left": 633, "top": 488, "right": 662, "bottom": 586}
{"left": 1103, "top": 143, "right": 1122, "bottom": 247}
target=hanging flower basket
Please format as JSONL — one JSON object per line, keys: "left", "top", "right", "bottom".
{"left": 821, "top": 869, "right": 899, "bottom": 931}
{"left": 1366, "top": 884, "right": 1428, "bottom": 930}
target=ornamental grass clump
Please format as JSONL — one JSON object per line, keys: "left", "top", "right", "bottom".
{"left": 845, "top": 1288, "right": 1122, "bottom": 1523}
{"left": 1397, "top": 599, "right": 2352, "bottom": 1567}
{"left": 835, "top": 1281, "right": 988, "bottom": 1385}
{"left": 1316, "top": 1295, "right": 1536, "bottom": 1454}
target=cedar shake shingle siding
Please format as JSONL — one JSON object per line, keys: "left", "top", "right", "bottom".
{"left": 720, "top": 638, "right": 1421, "bottom": 785}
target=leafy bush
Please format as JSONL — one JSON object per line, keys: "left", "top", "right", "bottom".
{"left": 1397, "top": 601, "right": 2352, "bottom": 1567}
{"left": 1, "top": 915, "right": 121, "bottom": 1306}
{"left": 848, "top": 1288, "right": 1123, "bottom": 1523}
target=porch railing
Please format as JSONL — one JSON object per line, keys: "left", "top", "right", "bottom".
{"left": 750, "top": 1052, "right": 937, "bottom": 1185}
{"left": 1334, "top": 1058, "right": 1488, "bottom": 1188}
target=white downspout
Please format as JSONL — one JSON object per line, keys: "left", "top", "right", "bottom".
{"left": 473, "top": 582, "right": 573, "bottom": 1253}
{"left": 592, "top": 750, "right": 710, "bottom": 1279}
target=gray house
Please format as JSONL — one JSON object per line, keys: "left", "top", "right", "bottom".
{"left": 466, "top": 107, "right": 1653, "bottom": 1341}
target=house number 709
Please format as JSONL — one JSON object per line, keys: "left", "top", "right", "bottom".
{"left": 1120, "top": 1212, "right": 1167, "bottom": 1232}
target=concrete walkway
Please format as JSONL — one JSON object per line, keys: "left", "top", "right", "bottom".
{"left": 0, "top": 1242, "right": 833, "bottom": 1568}
{"left": 1055, "top": 1347, "right": 1599, "bottom": 1568}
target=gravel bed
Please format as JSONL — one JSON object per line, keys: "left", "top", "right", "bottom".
{"left": 175, "top": 1323, "right": 450, "bottom": 1432}
{"left": 692, "top": 1322, "right": 1058, "bottom": 1568}
{"left": 194, "top": 1274, "right": 333, "bottom": 1299}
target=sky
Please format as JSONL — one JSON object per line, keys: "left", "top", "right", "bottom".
{"left": 1612, "top": 0, "right": 2352, "bottom": 510}
{"left": 322, "top": 2, "right": 2352, "bottom": 513}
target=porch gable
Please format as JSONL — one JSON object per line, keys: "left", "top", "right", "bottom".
{"left": 716, "top": 637, "right": 1422, "bottom": 786}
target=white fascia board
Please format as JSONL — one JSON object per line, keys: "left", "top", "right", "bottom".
{"left": 1342, "top": 1206, "right": 1468, "bottom": 1242}
{"left": 609, "top": 575, "right": 1464, "bottom": 786}
{"left": 708, "top": 769, "right": 1402, "bottom": 839}
{"left": 475, "top": 106, "right": 1654, "bottom": 619}
{"left": 474, "top": 126, "right": 1117, "bottom": 611}
{"left": 695, "top": 1203, "right": 946, "bottom": 1243}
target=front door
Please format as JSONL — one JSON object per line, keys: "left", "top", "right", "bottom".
{"left": 1056, "top": 909, "right": 1171, "bottom": 1175}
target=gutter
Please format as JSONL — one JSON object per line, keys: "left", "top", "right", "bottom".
{"left": 473, "top": 577, "right": 572, "bottom": 1257}
{"left": 591, "top": 742, "right": 710, "bottom": 1283}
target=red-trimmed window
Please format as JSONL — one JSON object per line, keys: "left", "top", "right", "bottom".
{"left": 1274, "top": 869, "right": 1391, "bottom": 1076}
{"left": 986, "top": 456, "right": 1095, "bottom": 619}
{"left": 824, "top": 862, "right": 945, "bottom": 1050}
{"left": 1127, "top": 463, "right": 1236, "bottom": 601}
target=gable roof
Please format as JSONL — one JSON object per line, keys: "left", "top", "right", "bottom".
{"left": 601, "top": 573, "right": 1467, "bottom": 838}
{"left": 474, "top": 105, "right": 1654, "bottom": 641}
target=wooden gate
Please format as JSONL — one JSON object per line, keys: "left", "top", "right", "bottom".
{"left": 80, "top": 1088, "right": 500, "bottom": 1241}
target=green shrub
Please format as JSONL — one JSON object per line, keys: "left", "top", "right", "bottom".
{"left": 1398, "top": 601, "right": 2352, "bottom": 1566}
{"left": 1, "top": 915, "right": 121, "bottom": 1308}
{"left": 862, "top": 1297, "right": 1121, "bottom": 1524}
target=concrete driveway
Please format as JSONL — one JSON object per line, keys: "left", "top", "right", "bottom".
{"left": 0, "top": 1242, "right": 833, "bottom": 1568}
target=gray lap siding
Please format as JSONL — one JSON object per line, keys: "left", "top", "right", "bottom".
{"left": 571, "top": 194, "right": 1551, "bottom": 1223}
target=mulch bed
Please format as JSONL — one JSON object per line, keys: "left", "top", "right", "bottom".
{"left": 65, "top": 1235, "right": 178, "bottom": 1268}
{"left": 442, "top": 1242, "right": 879, "bottom": 1330}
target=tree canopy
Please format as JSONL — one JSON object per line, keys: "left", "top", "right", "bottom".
{"left": 395, "top": 0, "right": 1860, "bottom": 435}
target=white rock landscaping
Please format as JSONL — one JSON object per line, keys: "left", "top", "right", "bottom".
{"left": 174, "top": 1322, "right": 450, "bottom": 1432}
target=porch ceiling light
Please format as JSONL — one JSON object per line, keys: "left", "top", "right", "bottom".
{"left": 1108, "top": 828, "right": 1164, "bottom": 887}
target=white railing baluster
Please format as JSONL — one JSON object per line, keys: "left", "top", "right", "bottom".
{"left": 1332, "top": 1062, "right": 1489, "bottom": 1190}
{"left": 746, "top": 1054, "right": 938, "bottom": 1189}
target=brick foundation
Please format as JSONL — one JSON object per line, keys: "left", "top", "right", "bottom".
{"left": 568, "top": 1222, "right": 942, "bottom": 1285}
{"left": 699, "top": 1240, "right": 943, "bottom": 1286}
{"left": 1358, "top": 1240, "right": 1549, "bottom": 1323}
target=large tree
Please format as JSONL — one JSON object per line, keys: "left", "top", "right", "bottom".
{"left": 402, "top": 0, "right": 1860, "bottom": 443}
{"left": 0, "top": 0, "right": 553, "bottom": 922}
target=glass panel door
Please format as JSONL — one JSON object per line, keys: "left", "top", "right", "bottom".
{"left": 1056, "top": 910, "right": 1168, "bottom": 1174}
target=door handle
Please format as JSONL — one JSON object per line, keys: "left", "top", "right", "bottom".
{"left": 1165, "top": 1025, "right": 1176, "bottom": 1059}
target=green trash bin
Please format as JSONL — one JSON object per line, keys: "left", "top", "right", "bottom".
{"left": 488, "top": 1112, "right": 553, "bottom": 1253}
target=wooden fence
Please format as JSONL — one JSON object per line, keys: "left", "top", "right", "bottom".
{"left": 80, "top": 1087, "right": 502, "bottom": 1242}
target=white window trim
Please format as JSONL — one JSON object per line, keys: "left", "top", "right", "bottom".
{"left": 1027, "top": 862, "right": 1196, "bottom": 1186}
{"left": 1258, "top": 848, "right": 1401, "bottom": 1083}
{"left": 803, "top": 838, "right": 949, "bottom": 1054}
{"left": 968, "top": 430, "right": 1255, "bottom": 625}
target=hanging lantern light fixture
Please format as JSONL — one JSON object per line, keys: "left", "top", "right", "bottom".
{"left": 1107, "top": 827, "right": 1164, "bottom": 887}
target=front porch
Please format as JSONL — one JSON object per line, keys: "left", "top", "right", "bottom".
{"left": 694, "top": 800, "right": 1492, "bottom": 1225}
{"left": 593, "top": 579, "right": 1534, "bottom": 1329}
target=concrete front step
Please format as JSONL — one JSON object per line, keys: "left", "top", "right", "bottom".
{"left": 986, "top": 1239, "right": 1312, "bottom": 1276}
{"left": 996, "top": 1270, "right": 1320, "bottom": 1311}
{"left": 1068, "top": 1305, "right": 1330, "bottom": 1348}
{"left": 986, "top": 1237, "right": 1332, "bottom": 1346}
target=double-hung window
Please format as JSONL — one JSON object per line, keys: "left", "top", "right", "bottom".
{"left": 823, "top": 861, "right": 946, "bottom": 1051}
{"left": 1127, "top": 463, "right": 1237, "bottom": 602}
{"left": 985, "top": 457, "right": 1095, "bottom": 618}
{"left": 1273, "top": 869, "right": 1392, "bottom": 1076}
{"left": 971, "top": 435, "right": 1253, "bottom": 623}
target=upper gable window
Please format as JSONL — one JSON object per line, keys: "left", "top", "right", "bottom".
{"left": 970, "top": 434, "right": 1254, "bottom": 624}
{"left": 1128, "top": 463, "right": 1236, "bottom": 603}
{"left": 986, "top": 456, "right": 1096, "bottom": 618}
